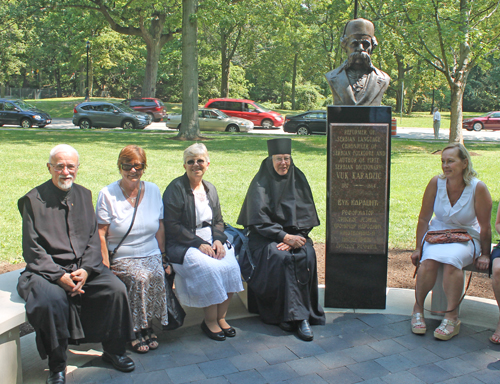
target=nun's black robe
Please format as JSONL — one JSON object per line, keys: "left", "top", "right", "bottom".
{"left": 237, "top": 157, "right": 325, "bottom": 325}
{"left": 17, "top": 180, "right": 134, "bottom": 360}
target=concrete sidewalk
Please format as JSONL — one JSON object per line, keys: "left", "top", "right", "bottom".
{"left": 21, "top": 287, "right": 500, "bottom": 384}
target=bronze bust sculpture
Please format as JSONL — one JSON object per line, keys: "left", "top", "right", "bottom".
{"left": 325, "top": 18, "right": 390, "bottom": 106}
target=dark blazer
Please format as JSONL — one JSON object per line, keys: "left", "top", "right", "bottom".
{"left": 162, "top": 173, "right": 227, "bottom": 264}
{"left": 325, "top": 61, "right": 390, "bottom": 106}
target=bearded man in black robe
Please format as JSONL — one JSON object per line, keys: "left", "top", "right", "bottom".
{"left": 237, "top": 138, "right": 325, "bottom": 341}
{"left": 17, "top": 144, "right": 135, "bottom": 384}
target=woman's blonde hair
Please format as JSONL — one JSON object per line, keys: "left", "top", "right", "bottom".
{"left": 183, "top": 143, "right": 210, "bottom": 163}
{"left": 439, "top": 143, "right": 477, "bottom": 184}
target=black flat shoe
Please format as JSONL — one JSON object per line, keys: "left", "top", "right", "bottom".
{"left": 201, "top": 320, "right": 226, "bottom": 341}
{"left": 220, "top": 326, "right": 236, "bottom": 337}
{"left": 279, "top": 322, "right": 295, "bottom": 332}
{"left": 46, "top": 370, "right": 66, "bottom": 384}
{"left": 102, "top": 351, "right": 135, "bottom": 372}
{"left": 297, "top": 320, "right": 313, "bottom": 341}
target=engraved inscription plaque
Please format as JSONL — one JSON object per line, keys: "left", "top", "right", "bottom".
{"left": 328, "top": 123, "right": 389, "bottom": 255}
{"left": 325, "top": 106, "right": 391, "bottom": 309}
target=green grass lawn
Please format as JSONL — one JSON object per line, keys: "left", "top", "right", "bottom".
{"left": 2, "top": 130, "right": 499, "bottom": 264}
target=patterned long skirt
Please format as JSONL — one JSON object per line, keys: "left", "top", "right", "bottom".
{"left": 111, "top": 254, "right": 168, "bottom": 331}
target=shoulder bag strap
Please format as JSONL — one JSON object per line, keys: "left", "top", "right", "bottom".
{"left": 109, "top": 181, "right": 142, "bottom": 258}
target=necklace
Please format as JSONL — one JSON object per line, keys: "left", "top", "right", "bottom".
{"left": 120, "top": 181, "right": 140, "bottom": 203}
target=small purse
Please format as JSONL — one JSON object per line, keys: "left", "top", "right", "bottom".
{"left": 424, "top": 229, "right": 473, "bottom": 244}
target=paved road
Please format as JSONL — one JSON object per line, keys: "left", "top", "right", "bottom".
{"left": 3, "top": 119, "right": 500, "bottom": 141}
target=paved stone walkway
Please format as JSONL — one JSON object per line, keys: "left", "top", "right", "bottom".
{"left": 22, "top": 311, "right": 500, "bottom": 384}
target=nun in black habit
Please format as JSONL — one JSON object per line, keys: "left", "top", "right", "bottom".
{"left": 237, "top": 138, "right": 325, "bottom": 341}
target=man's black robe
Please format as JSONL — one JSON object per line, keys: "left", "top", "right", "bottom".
{"left": 237, "top": 157, "right": 325, "bottom": 325}
{"left": 17, "top": 180, "right": 134, "bottom": 359}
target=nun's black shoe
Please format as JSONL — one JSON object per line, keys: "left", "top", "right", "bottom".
{"left": 46, "top": 370, "right": 65, "bottom": 384}
{"left": 297, "top": 320, "right": 313, "bottom": 341}
{"left": 201, "top": 320, "right": 226, "bottom": 341}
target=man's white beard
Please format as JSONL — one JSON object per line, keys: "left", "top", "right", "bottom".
{"left": 58, "top": 176, "right": 73, "bottom": 190}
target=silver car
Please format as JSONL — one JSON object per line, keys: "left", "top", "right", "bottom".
{"left": 72, "top": 101, "right": 151, "bottom": 129}
{"left": 166, "top": 108, "right": 254, "bottom": 132}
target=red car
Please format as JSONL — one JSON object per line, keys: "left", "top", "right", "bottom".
{"left": 204, "top": 98, "right": 284, "bottom": 128}
{"left": 463, "top": 111, "right": 500, "bottom": 131}
{"left": 121, "top": 98, "right": 167, "bottom": 122}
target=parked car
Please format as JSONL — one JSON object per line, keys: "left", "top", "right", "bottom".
{"left": 166, "top": 108, "right": 254, "bottom": 132}
{"left": 283, "top": 110, "right": 327, "bottom": 135}
{"left": 121, "top": 98, "right": 167, "bottom": 122}
{"left": 204, "top": 98, "right": 284, "bottom": 128}
{"left": 0, "top": 98, "right": 51, "bottom": 128}
{"left": 463, "top": 111, "right": 500, "bottom": 131}
{"left": 72, "top": 101, "right": 151, "bottom": 129}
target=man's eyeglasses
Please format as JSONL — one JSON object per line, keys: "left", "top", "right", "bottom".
{"left": 186, "top": 159, "right": 206, "bottom": 165}
{"left": 50, "top": 163, "right": 79, "bottom": 172}
{"left": 121, "top": 163, "right": 145, "bottom": 171}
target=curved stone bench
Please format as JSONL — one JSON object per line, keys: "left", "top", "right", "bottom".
{"left": 0, "top": 270, "right": 27, "bottom": 384}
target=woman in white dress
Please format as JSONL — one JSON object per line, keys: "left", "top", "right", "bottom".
{"left": 410, "top": 143, "right": 491, "bottom": 340}
{"left": 162, "top": 143, "right": 243, "bottom": 341}
{"left": 96, "top": 145, "right": 168, "bottom": 353}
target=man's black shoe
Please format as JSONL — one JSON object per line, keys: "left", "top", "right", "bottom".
{"left": 46, "top": 370, "right": 66, "bottom": 384}
{"left": 279, "top": 322, "right": 295, "bottom": 332}
{"left": 102, "top": 351, "right": 135, "bottom": 372}
{"left": 297, "top": 320, "right": 313, "bottom": 341}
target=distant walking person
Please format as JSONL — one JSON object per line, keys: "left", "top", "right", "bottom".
{"left": 433, "top": 107, "right": 441, "bottom": 139}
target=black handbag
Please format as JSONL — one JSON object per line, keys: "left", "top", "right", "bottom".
{"left": 163, "top": 271, "right": 186, "bottom": 330}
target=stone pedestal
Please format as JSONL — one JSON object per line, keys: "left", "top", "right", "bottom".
{"left": 325, "top": 106, "right": 392, "bottom": 309}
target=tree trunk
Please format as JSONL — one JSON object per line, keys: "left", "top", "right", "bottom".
{"left": 79, "top": 65, "right": 85, "bottom": 97}
{"left": 178, "top": 0, "right": 201, "bottom": 140}
{"left": 55, "top": 67, "right": 62, "bottom": 98}
{"left": 291, "top": 53, "right": 298, "bottom": 110}
{"left": 395, "top": 55, "right": 404, "bottom": 112}
{"left": 142, "top": 36, "right": 162, "bottom": 97}
{"left": 220, "top": 30, "right": 230, "bottom": 98}
{"left": 449, "top": 84, "right": 464, "bottom": 143}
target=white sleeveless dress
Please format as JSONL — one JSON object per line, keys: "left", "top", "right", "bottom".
{"left": 421, "top": 177, "right": 481, "bottom": 269}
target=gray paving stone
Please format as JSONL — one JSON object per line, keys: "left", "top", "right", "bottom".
{"left": 286, "top": 340, "right": 327, "bottom": 358}
{"left": 370, "top": 339, "right": 410, "bottom": 356}
{"left": 394, "top": 334, "right": 436, "bottom": 350}
{"left": 228, "top": 337, "right": 270, "bottom": 354}
{"left": 409, "top": 363, "right": 453, "bottom": 383}
{"left": 284, "top": 373, "right": 329, "bottom": 384}
{"left": 258, "top": 346, "right": 299, "bottom": 365}
{"left": 347, "top": 360, "right": 391, "bottom": 380}
{"left": 358, "top": 314, "right": 394, "bottom": 328}
{"left": 400, "top": 347, "right": 443, "bottom": 366}
{"left": 435, "top": 357, "right": 479, "bottom": 376}
{"left": 446, "top": 336, "right": 485, "bottom": 353}
{"left": 340, "top": 330, "right": 381, "bottom": 347}
{"left": 228, "top": 352, "right": 269, "bottom": 371}
{"left": 375, "top": 354, "right": 418, "bottom": 373}
{"left": 315, "top": 335, "right": 352, "bottom": 352}
{"left": 471, "top": 368, "right": 500, "bottom": 383}
{"left": 170, "top": 348, "right": 210, "bottom": 366}
{"left": 330, "top": 318, "right": 372, "bottom": 336}
{"left": 257, "top": 362, "right": 299, "bottom": 383}
{"left": 198, "top": 358, "right": 239, "bottom": 378}
{"left": 318, "top": 366, "right": 363, "bottom": 384}
{"left": 435, "top": 375, "right": 484, "bottom": 384}
{"left": 286, "top": 356, "right": 328, "bottom": 376}
{"left": 380, "top": 370, "right": 425, "bottom": 383}
{"left": 191, "top": 377, "right": 230, "bottom": 384}
{"left": 423, "top": 342, "right": 467, "bottom": 360}
{"left": 70, "top": 366, "right": 113, "bottom": 383}
{"left": 137, "top": 353, "right": 178, "bottom": 372}
{"left": 361, "top": 379, "right": 385, "bottom": 384}
{"left": 343, "top": 345, "right": 384, "bottom": 362}
{"left": 367, "top": 324, "right": 408, "bottom": 341}
{"left": 100, "top": 375, "right": 135, "bottom": 384}
{"left": 316, "top": 351, "right": 357, "bottom": 369}
{"left": 388, "top": 319, "right": 414, "bottom": 335}
{"left": 457, "top": 349, "right": 499, "bottom": 369}
{"left": 166, "top": 364, "right": 206, "bottom": 384}
{"left": 130, "top": 369, "right": 173, "bottom": 383}
{"left": 225, "top": 369, "right": 267, "bottom": 384}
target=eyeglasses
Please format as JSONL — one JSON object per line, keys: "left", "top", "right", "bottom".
{"left": 50, "top": 163, "right": 79, "bottom": 172}
{"left": 186, "top": 159, "right": 206, "bottom": 165}
{"left": 121, "top": 163, "right": 145, "bottom": 171}
{"left": 274, "top": 156, "right": 291, "bottom": 163}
